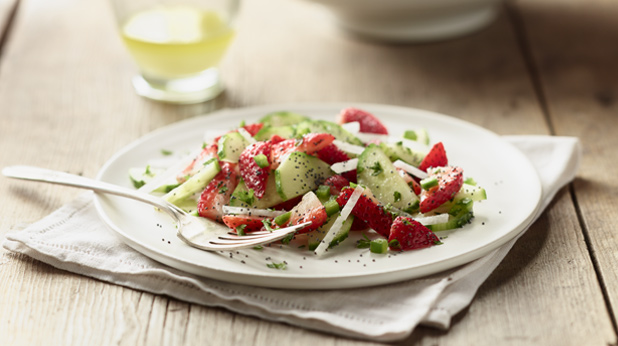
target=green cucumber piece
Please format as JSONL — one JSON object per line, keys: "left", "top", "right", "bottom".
{"left": 370, "top": 238, "right": 389, "bottom": 254}
{"left": 228, "top": 172, "right": 284, "bottom": 209}
{"left": 426, "top": 199, "right": 474, "bottom": 232}
{"left": 294, "top": 120, "right": 363, "bottom": 145}
{"left": 217, "top": 132, "right": 250, "bottom": 163}
{"left": 357, "top": 144, "right": 419, "bottom": 213}
{"left": 164, "top": 159, "right": 220, "bottom": 205}
{"left": 457, "top": 183, "right": 487, "bottom": 202}
{"left": 379, "top": 141, "right": 425, "bottom": 167}
{"left": 308, "top": 215, "right": 354, "bottom": 251}
{"left": 253, "top": 125, "right": 296, "bottom": 141}
{"left": 258, "top": 111, "right": 309, "bottom": 127}
{"left": 403, "top": 129, "right": 430, "bottom": 145}
{"left": 275, "top": 151, "right": 334, "bottom": 201}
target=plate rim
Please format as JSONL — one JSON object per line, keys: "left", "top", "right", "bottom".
{"left": 93, "top": 102, "right": 543, "bottom": 289}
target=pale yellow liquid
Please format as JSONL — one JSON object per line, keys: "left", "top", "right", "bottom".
{"left": 121, "top": 6, "right": 235, "bottom": 79}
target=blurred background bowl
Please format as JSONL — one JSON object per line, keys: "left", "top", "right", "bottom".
{"left": 303, "top": 0, "right": 504, "bottom": 42}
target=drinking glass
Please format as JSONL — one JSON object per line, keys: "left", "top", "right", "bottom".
{"left": 109, "top": 0, "right": 240, "bottom": 104}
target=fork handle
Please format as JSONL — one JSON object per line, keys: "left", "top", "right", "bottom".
{"left": 2, "top": 165, "right": 173, "bottom": 213}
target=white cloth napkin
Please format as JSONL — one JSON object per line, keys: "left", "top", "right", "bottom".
{"left": 2, "top": 135, "right": 581, "bottom": 342}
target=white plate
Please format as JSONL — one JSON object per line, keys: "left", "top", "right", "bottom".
{"left": 94, "top": 103, "right": 542, "bottom": 289}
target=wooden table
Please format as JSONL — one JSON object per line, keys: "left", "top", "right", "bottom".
{"left": 1, "top": 0, "right": 617, "bottom": 344}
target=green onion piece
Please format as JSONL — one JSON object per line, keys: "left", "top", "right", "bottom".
{"left": 420, "top": 176, "right": 439, "bottom": 190}
{"left": 370, "top": 239, "right": 388, "bottom": 254}
{"left": 464, "top": 177, "right": 477, "bottom": 186}
{"left": 236, "top": 224, "right": 247, "bottom": 236}
{"left": 403, "top": 130, "right": 418, "bottom": 141}
{"left": 274, "top": 212, "right": 291, "bottom": 226}
{"left": 315, "top": 185, "right": 331, "bottom": 202}
{"left": 253, "top": 154, "right": 270, "bottom": 168}
{"left": 267, "top": 262, "right": 287, "bottom": 270}
{"left": 323, "top": 199, "right": 340, "bottom": 217}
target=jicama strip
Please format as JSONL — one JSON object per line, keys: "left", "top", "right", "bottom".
{"left": 222, "top": 206, "right": 287, "bottom": 218}
{"left": 414, "top": 214, "right": 449, "bottom": 226}
{"left": 314, "top": 185, "right": 364, "bottom": 256}
{"left": 340, "top": 121, "right": 360, "bottom": 133}
{"left": 393, "top": 160, "right": 428, "bottom": 179}
{"left": 237, "top": 127, "right": 257, "bottom": 144}
{"left": 330, "top": 158, "right": 358, "bottom": 174}
{"left": 333, "top": 140, "right": 364, "bottom": 155}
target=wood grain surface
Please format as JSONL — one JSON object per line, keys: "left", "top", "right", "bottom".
{"left": 1, "top": 0, "right": 617, "bottom": 345}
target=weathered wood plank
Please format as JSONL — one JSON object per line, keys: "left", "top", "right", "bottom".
{"left": 514, "top": 0, "right": 618, "bottom": 336}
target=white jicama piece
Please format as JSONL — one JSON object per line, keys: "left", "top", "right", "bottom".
{"left": 333, "top": 139, "right": 365, "bottom": 155}
{"left": 355, "top": 132, "right": 390, "bottom": 143}
{"left": 340, "top": 121, "right": 360, "bottom": 133}
{"left": 237, "top": 127, "right": 257, "bottom": 144}
{"left": 393, "top": 160, "right": 428, "bottom": 179}
{"left": 330, "top": 158, "right": 358, "bottom": 174}
{"left": 222, "top": 206, "right": 286, "bottom": 218}
{"left": 390, "top": 137, "right": 430, "bottom": 154}
{"left": 414, "top": 214, "right": 449, "bottom": 226}
{"left": 314, "top": 185, "right": 364, "bottom": 256}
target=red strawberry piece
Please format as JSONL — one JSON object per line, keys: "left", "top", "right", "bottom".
{"left": 177, "top": 143, "right": 218, "bottom": 183}
{"left": 239, "top": 141, "right": 272, "bottom": 199}
{"left": 270, "top": 133, "right": 336, "bottom": 169}
{"left": 222, "top": 215, "right": 266, "bottom": 233}
{"left": 316, "top": 143, "right": 350, "bottom": 165}
{"left": 419, "top": 166, "right": 464, "bottom": 213}
{"left": 197, "top": 162, "right": 239, "bottom": 222}
{"left": 350, "top": 217, "right": 369, "bottom": 231}
{"left": 323, "top": 175, "right": 350, "bottom": 195}
{"left": 270, "top": 134, "right": 286, "bottom": 144}
{"left": 271, "top": 195, "right": 303, "bottom": 211}
{"left": 388, "top": 216, "right": 440, "bottom": 251}
{"left": 296, "top": 133, "right": 335, "bottom": 155}
{"left": 336, "top": 186, "right": 392, "bottom": 237}
{"left": 287, "top": 192, "right": 328, "bottom": 233}
{"left": 242, "top": 123, "right": 264, "bottom": 136}
{"left": 396, "top": 168, "right": 421, "bottom": 195}
{"left": 316, "top": 143, "right": 357, "bottom": 183}
{"left": 337, "top": 107, "right": 388, "bottom": 135}
{"left": 418, "top": 142, "right": 448, "bottom": 172}
{"left": 270, "top": 139, "right": 296, "bottom": 168}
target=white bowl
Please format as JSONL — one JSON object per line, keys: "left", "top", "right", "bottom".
{"left": 304, "top": 0, "right": 503, "bottom": 42}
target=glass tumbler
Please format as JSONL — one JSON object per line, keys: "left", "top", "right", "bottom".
{"left": 110, "top": 0, "right": 240, "bottom": 104}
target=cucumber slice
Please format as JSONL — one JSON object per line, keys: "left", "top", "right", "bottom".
{"left": 259, "top": 111, "right": 309, "bottom": 127}
{"left": 228, "top": 172, "right": 284, "bottom": 209}
{"left": 164, "top": 158, "right": 220, "bottom": 205}
{"left": 253, "top": 125, "right": 296, "bottom": 141}
{"left": 357, "top": 144, "right": 419, "bottom": 213}
{"left": 403, "top": 129, "right": 430, "bottom": 145}
{"left": 275, "top": 151, "right": 334, "bottom": 201}
{"left": 426, "top": 198, "right": 474, "bottom": 232}
{"left": 217, "top": 132, "right": 250, "bottom": 163}
{"left": 379, "top": 141, "right": 425, "bottom": 167}
{"left": 308, "top": 215, "right": 354, "bottom": 251}
{"left": 457, "top": 183, "right": 487, "bottom": 202}
{"left": 294, "top": 120, "right": 363, "bottom": 146}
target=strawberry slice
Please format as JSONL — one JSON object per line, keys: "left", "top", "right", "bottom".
{"left": 419, "top": 166, "right": 464, "bottom": 213}
{"left": 388, "top": 216, "right": 440, "bottom": 251}
{"left": 242, "top": 123, "right": 264, "bottom": 136}
{"left": 222, "top": 215, "right": 266, "bottom": 233}
{"left": 418, "top": 142, "right": 448, "bottom": 172}
{"left": 336, "top": 186, "right": 392, "bottom": 237}
{"left": 197, "top": 162, "right": 239, "bottom": 221}
{"left": 270, "top": 133, "right": 335, "bottom": 169}
{"left": 286, "top": 192, "right": 328, "bottom": 234}
{"left": 323, "top": 175, "right": 350, "bottom": 195}
{"left": 316, "top": 144, "right": 357, "bottom": 183}
{"left": 337, "top": 107, "right": 388, "bottom": 134}
{"left": 238, "top": 141, "right": 272, "bottom": 199}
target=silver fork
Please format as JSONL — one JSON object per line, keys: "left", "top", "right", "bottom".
{"left": 2, "top": 166, "right": 308, "bottom": 251}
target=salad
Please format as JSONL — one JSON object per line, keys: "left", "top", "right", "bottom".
{"left": 130, "top": 107, "right": 487, "bottom": 256}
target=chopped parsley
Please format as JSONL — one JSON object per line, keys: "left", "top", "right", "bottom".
{"left": 369, "top": 161, "right": 383, "bottom": 176}
{"left": 393, "top": 191, "right": 402, "bottom": 202}
{"left": 356, "top": 234, "right": 372, "bottom": 249}
{"left": 267, "top": 262, "right": 287, "bottom": 270}
{"left": 235, "top": 188, "right": 255, "bottom": 206}
{"left": 160, "top": 149, "right": 173, "bottom": 156}
{"left": 236, "top": 224, "right": 247, "bottom": 236}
